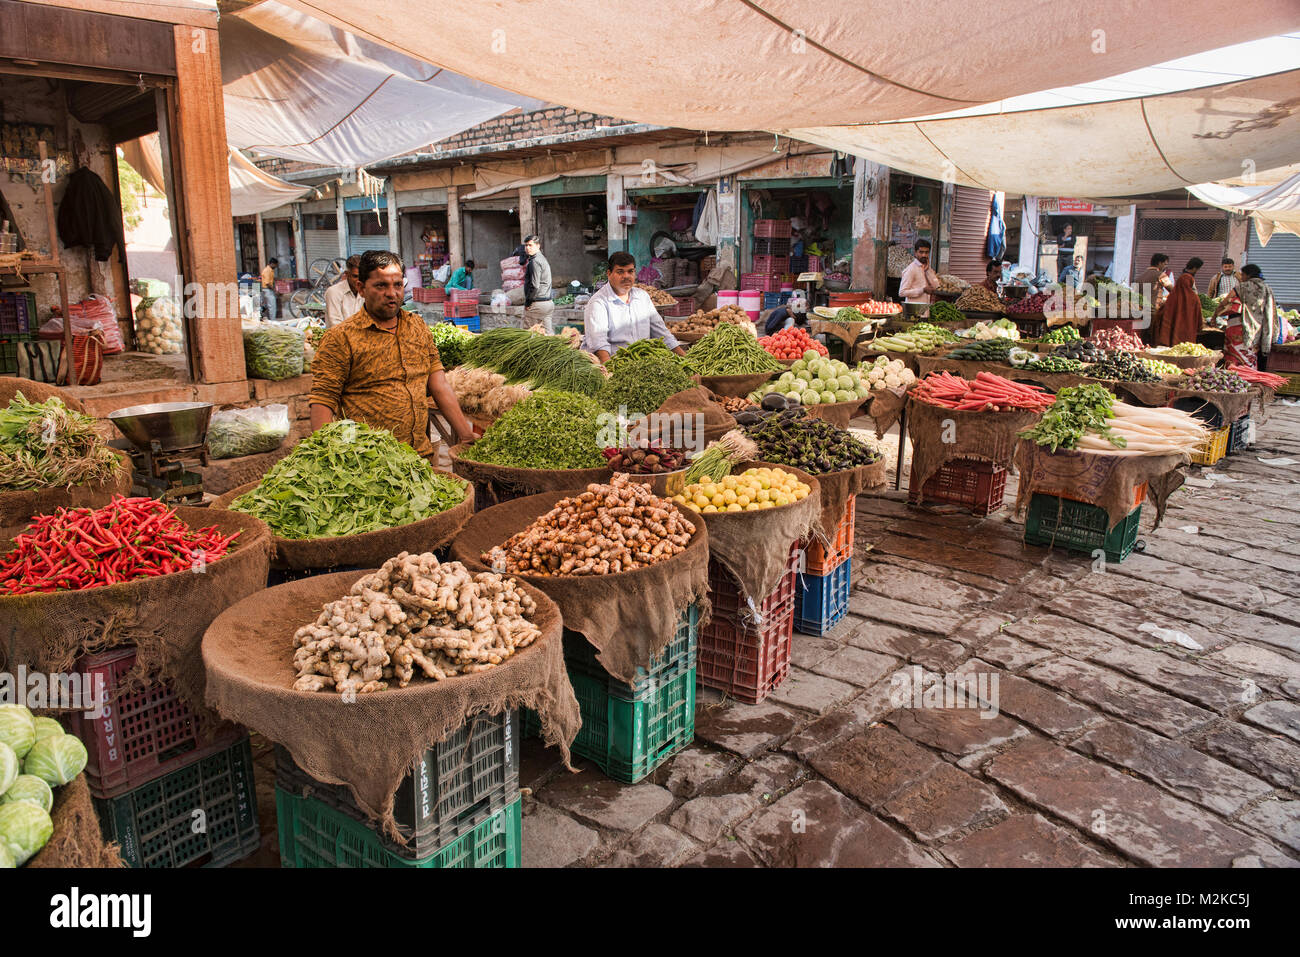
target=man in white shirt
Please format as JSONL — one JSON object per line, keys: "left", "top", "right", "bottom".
{"left": 323, "top": 254, "right": 362, "bottom": 328}
{"left": 584, "top": 251, "right": 688, "bottom": 361}
{"left": 898, "top": 239, "right": 940, "bottom": 304}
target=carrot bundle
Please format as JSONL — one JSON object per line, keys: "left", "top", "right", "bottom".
{"left": 913, "top": 371, "right": 1054, "bottom": 412}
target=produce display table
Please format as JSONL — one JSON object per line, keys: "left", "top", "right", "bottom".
{"left": 1139, "top": 350, "right": 1222, "bottom": 371}
{"left": 1162, "top": 385, "right": 1257, "bottom": 427}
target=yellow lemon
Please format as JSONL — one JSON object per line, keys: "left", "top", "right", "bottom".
{"left": 693, "top": 493, "right": 710, "bottom": 508}
{"left": 760, "top": 500, "right": 775, "bottom": 508}
{"left": 711, "top": 493, "right": 726, "bottom": 507}
{"left": 745, "top": 503, "right": 760, "bottom": 511}
{"left": 736, "top": 495, "right": 750, "bottom": 507}
{"left": 703, "top": 504, "right": 718, "bottom": 513}
{"left": 723, "top": 489, "right": 738, "bottom": 504}
{"left": 756, "top": 488, "right": 771, "bottom": 502}
{"left": 726, "top": 503, "right": 743, "bottom": 512}
{"left": 794, "top": 488, "right": 808, "bottom": 500}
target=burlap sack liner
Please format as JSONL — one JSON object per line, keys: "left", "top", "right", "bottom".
{"left": 212, "top": 475, "right": 474, "bottom": 570}
{"left": 906, "top": 398, "right": 1043, "bottom": 502}
{"left": 27, "top": 773, "right": 125, "bottom": 868}
{"left": 654, "top": 386, "right": 737, "bottom": 443}
{"left": 693, "top": 372, "right": 776, "bottom": 398}
{"left": 0, "top": 453, "right": 132, "bottom": 527}
{"left": 0, "top": 376, "right": 86, "bottom": 412}
{"left": 803, "top": 398, "right": 868, "bottom": 429}
{"left": 450, "top": 490, "right": 711, "bottom": 686}
{"left": 697, "top": 462, "right": 821, "bottom": 613}
{"left": 865, "top": 387, "right": 910, "bottom": 438}
{"left": 202, "top": 570, "right": 578, "bottom": 844}
{"left": 1162, "top": 386, "right": 1255, "bottom": 428}
{"left": 0, "top": 499, "right": 272, "bottom": 729}
{"left": 449, "top": 444, "right": 613, "bottom": 499}
{"left": 1139, "top": 350, "right": 1222, "bottom": 370}
{"left": 808, "top": 460, "right": 887, "bottom": 546}
{"left": 1013, "top": 440, "right": 1187, "bottom": 531}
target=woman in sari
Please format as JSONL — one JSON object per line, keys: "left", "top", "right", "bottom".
{"left": 1214, "top": 264, "right": 1278, "bottom": 369}
{"left": 1151, "top": 258, "right": 1203, "bottom": 346}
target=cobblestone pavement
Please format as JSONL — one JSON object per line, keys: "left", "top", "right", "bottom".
{"left": 242, "top": 403, "right": 1300, "bottom": 868}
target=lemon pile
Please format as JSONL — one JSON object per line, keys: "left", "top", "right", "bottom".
{"left": 674, "top": 467, "right": 811, "bottom": 514}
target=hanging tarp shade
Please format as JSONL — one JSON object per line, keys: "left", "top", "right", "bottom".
{"left": 219, "top": 1, "right": 542, "bottom": 166}
{"left": 256, "top": 0, "right": 1298, "bottom": 130}
{"left": 1189, "top": 170, "right": 1300, "bottom": 243}
{"left": 783, "top": 69, "right": 1300, "bottom": 197}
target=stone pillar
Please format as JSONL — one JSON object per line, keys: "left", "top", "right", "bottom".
{"left": 1018, "top": 197, "right": 1039, "bottom": 273}
{"left": 447, "top": 186, "right": 463, "bottom": 268}
{"left": 851, "top": 159, "right": 889, "bottom": 295}
{"left": 386, "top": 180, "right": 400, "bottom": 257}
{"left": 1112, "top": 205, "right": 1136, "bottom": 285}
{"left": 336, "top": 187, "right": 348, "bottom": 259}
{"left": 606, "top": 174, "right": 627, "bottom": 253}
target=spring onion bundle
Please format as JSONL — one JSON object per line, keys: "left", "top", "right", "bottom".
{"left": 463, "top": 328, "right": 606, "bottom": 396}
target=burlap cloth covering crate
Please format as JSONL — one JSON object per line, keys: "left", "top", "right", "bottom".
{"left": 697, "top": 462, "right": 821, "bottom": 614}
{"left": 0, "top": 452, "right": 132, "bottom": 526}
{"left": 0, "top": 376, "right": 86, "bottom": 413}
{"left": 813, "top": 318, "right": 875, "bottom": 351}
{"left": 1140, "top": 350, "right": 1222, "bottom": 370}
{"left": 653, "top": 386, "right": 737, "bottom": 444}
{"left": 803, "top": 397, "right": 869, "bottom": 428}
{"left": 449, "top": 444, "right": 613, "bottom": 507}
{"left": 1013, "top": 440, "right": 1187, "bottom": 531}
{"left": 865, "top": 387, "right": 910, "bottom": 437}
{"left": 449, "top": 490, "right": 710, "bottom": 686}
{"left": 0, "top": 501, "right": 272, "bottom": 727}
{"left": 1163, "top": 386, "right": 1255, "bottom": 426}
{"left": 905, "top": 396, "right": 1042, "bottom": 500}
{"left": 806, "top": 460, "right": 887, "bottom": 546}
{"left": 694, "top": 372, "right": 776, "bottom": 398}
{"left": 202, "top": 570, "right": 577, "bottom": 842}
{"left": 27, "top": 774, "right": 125, "bottom": 868}
{"left": 212, "top": 475, "right": 474, "bottom": 570}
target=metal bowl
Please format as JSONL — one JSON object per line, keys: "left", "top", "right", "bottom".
{"left": 108, "top": 401, "right": 214, "bottom": 452}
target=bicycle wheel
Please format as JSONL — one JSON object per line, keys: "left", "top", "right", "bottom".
{"left": 309, "top": 258, "right": 335, "bottom": 283}
{"left": 324, "top": 258, "right": 347, "bottom": 285}
{"left": 289, "top": 289, "right": 311, "bottom": 319}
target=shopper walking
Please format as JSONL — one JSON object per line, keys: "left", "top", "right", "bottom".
{"left": 260, "top": 257, "right": 279, "bottom": 320}
{"left": 1213, "top": 264, "right": 1279, "bottom": 369}
{"left": 522, "top": 234, "right": 554, "bottom": 333}
{"left": 1152, "top": 258, "right": 1203, "bottom": 347}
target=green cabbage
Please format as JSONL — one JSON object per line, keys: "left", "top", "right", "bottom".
{"left": 0, "top": 743, "right": 17, "bottom": 797}
{"left": 31, "top": 718, "right": 64, "bottom": 743}
{"left": 0, "top": 706, "right": 35, "bottom": 760}
{"left": 0, "top": 800, "right": 53, "bottom": 865}
{"left": 22, "top": 734, "right": 87, "bottom": 787}
{"left": 2, "top": 774, "right": 52, "bottom": 813}
{"left": 0, "top": 841, "right": 13, "bottom": 868}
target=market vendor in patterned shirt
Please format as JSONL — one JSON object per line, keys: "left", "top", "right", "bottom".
{"left": 309, "top": 250, "right": 478, "bottom": 458}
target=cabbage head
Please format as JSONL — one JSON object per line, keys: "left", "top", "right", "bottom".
{"left": 2, "top": 774, "right": 53, "bottom": 814}
{"left": 0, "top": 705, "right": 35, "bottom": 760}
{"left": 0, "top": 841, "right": 13, "bottom": 868}
{"left": 0, "top": 800, "right": 53, "bottom": 865}
{"left": 22, "top": 734, "right": 87, "bottom": 787}
{"left": 0, "top": 742, "right": 17, "bottom": 797}
{"left": 32, "top": 718, "right": 64, "bottom": 743}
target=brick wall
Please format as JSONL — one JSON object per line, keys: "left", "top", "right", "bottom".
{"left": 430, "top": 107, "right": 635, "bottom": 152}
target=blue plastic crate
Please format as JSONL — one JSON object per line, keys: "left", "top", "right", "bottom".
{"left": 793, "top": 559, "right": 852, "bottom": 637}
{"left": 454, "top": 316, "right": 481, "bottom": 333}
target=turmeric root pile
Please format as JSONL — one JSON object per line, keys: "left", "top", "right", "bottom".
{"left": 292, "top": 551, "right": 541, "bottom": 695}
{"left": 483, "top": 472, "right": 695, "bottom": 576}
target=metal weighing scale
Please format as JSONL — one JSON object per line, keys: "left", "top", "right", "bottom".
{"left": 107, "top": 401, "right": 214, "bottom": 505}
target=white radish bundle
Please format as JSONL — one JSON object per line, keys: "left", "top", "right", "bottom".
{"left": 1074, "top": 402, "right": 1207, "bottom": 455}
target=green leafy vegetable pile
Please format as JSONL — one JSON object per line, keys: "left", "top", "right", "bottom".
{"left": 230, "top": 421, "right": 466, "bottom": 538}
{"left": 0, "top": 393, "right": 120, "bottom": 491}
{"left": 430, "top": 322, "right": 473, "bottom": 368}
{"left": 685, "top": 323, "right": 782, "bottom": 375}
{"left": 459, "top": 391, "right": 607, "bottom": 469}
{"left": 598, "top": 349, "right": 695, "bottom": 416}
{"left": 464, "top": 328, "right": 605, "bottom": 396}
{"left": 1018, "top": 385, "right": 1123, "bottom": 452}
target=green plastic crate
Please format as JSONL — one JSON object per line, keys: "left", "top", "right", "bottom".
{"left": 276, "top": 790, "right": 521, "bottom": 868}
{"left": 1024, "top": 495, "right": 1141, "bottom": 564}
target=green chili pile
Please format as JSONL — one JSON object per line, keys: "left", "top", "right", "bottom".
{"left": 0, "top": 393, "right": 121, "bottom": 491}
{"left": 604, "top": 339, "right": 686, "bottom": 375}
{"left": 685, "top": 323, "right": 783, "bottom": 376}
{"left": 229, "top": 421, "right": 466, "bottom": 539}
{"left": 463, "top": 327, "right": 605, "bottom": 396}
{"left": 459, "top": 391, "right": 608, "bottom": 469}
{"left": 242, "top": 326, "right": 305, "bottom": 381}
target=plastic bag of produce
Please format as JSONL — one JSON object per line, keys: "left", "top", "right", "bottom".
{"left": 242, "top": 324, "right": 304, "bottom": 380}
{"left": 132, "top": 277, "right": 173, "bottom": 299}
{"left": 133, "top": 296, "right": 184, "bottom": 354}
{"left": 207, "top": 404, "right": 290, "bottom": 459}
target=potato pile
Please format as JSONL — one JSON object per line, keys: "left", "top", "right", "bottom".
{"left": 483, "top": 472, "right": 695, "bottom": 576}
{"left": 292, "top": 552, "right": 541, "bottom": 695}
{"left": 669, "top": 305, "right": 753, "bottom": 338}
{"left": 635, "top": 282, "right": 677, "bottom": 306}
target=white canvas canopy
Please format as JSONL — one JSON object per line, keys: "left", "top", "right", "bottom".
{"left": 253, "top": 0, "right": 1298, "bottom": 130}
{"left": 1190, "top": 170, "right": 1300, "bottom": 243}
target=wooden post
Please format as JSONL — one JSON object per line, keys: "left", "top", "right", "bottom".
{"left": 254, "top": 211, "right": 266, "bottom": 273}
{"left": 293, "top": 205, "right": 307, "bottom": 280}
{"left": 447, "top": 185, "right": 463, "bottom": 269}
{"left": 336, "top": 186, "right": 348, "bottom": 259}
{"left": 171, "top": 24, "right": 243, "bottom": 385}
{"left": 851, "top": 159, "right": 889, "bottom": 295}
{"left": 517, "top": 186, "right": 534, "bottom": 242}
{"left": 37, "top": 141, "right": 75, "bottom": 380}
{"left": 385, "top": 180, "right": 399, "bottom": 257}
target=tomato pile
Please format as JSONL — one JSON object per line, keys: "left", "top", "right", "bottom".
{"left": 842, "top": 300, "right": 902, "bottom": 316}
{"left": 758, "top": 327, "right": 827, "bottom": 360}
{"left": 912, "top": 371, "right": 1054, "bottom": 412}
{"left": 0, "top": 496, "right": 241, "bottom": 594}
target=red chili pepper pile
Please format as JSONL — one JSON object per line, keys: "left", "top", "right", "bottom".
{"left": 913, "top": 371, "right": 1054, "bottom": 412}
{"left": 758, "top": 326, "right": 827, "bottom": 360}
{"left": 1228, "top": 365, "right": 1288, "bottom": 388}
{"left": 0, "top": 496, "right": 240, "bottom": 595}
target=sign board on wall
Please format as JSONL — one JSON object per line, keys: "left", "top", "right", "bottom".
{"left": 1040, "top": 198, "right": 1109, "bottom": 215}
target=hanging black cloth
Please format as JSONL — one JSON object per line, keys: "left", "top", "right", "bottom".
{"left": 56, "top": 167, "right": 124, "bottom": 261}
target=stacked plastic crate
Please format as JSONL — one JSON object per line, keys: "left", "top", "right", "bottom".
{"left": 275, "top": 710, "right": 522, "bottom": 868}
{"left": 742, "top": 221, "right": 792, "bottom": 293}
{"left": 524, "top": 605, "right": 699, "bottom": 783}
{"left": 794, "top": 499, "right": 855, "bottom": 637}
{"left": 66, "top": 645, "right": 259, "bottom": 868}
{"left": 0, "top": 291, "right": 36, "bottom": 375}
{"left": 446, "top": 289, "right": 480, "bottom": 332}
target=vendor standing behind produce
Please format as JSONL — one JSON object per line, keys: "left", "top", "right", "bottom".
{"left": 584, "top": 251, "right": 688, "bottom": 362}
{"left": 898, "top": 239, "right": 940, "bottom": 305}
{"left": 445, "top": 260, "right": 476, "bottom": 291}
{"left": 309, "top": 250, "right": 478, "bottom": 458}
{"left": 979, "top": 259, "right": 1001, "bottom": 293}
{"left": 323, "top": 254, "right": 362, "bottom": 328}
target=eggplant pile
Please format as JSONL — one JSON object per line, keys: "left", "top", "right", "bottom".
{"left": 741, "top": 407, "right": 879, "bottom": 474}
{"left": 602, "top": 446, "right": 689, "bottom": 474}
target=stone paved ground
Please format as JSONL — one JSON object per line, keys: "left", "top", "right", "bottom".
{"left": 242, "top": 402, "right": 1300, "bottom": 868}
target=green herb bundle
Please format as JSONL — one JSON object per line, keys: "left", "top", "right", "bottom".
{"left": 598, "top": 352, "right": 695, "bottom": 416}
{"left": 685, "top": 323, "right": 782, "bottom": 376}
{"left": 229, "top": 421, "right": 466, "bottom": 539}
{"left": 0, "top": 393, "right": 121, "bottom": 490}
{"left": 459, "top": 391, "right": 607, "bottom": 469}
{"left": 1018, "top": 384, "right": 1123, "bottom": 452}
{"left": 430, "top": 321, "right": 473, "bottom": 368}
{"left": 604, "top": 338, "right": 686, "bottom": 375}
{"left": 464, "top": 328, "right": 605, "bottom": 396}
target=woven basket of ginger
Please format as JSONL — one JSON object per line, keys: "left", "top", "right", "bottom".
{"left": 483, "top": 472, "right": 696, "bottom": 576}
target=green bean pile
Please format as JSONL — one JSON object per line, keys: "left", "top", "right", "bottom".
{"left": 684, "top": 323, "right": 782, "bottom": 375}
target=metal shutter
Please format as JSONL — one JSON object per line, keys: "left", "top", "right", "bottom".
{"left": 348, "top": 234, "right": 391, "bottom": 257}
{"left": 303, "top": 229, "right": 341, "bottom": 269}
{"left": 1247, "top": 224, "right": 1300, "bottom": 307}
{"left": 946, "top": 186, "right": 992, "bottom": 284}
{"left": 1133, "top": 210, "right": 1227, "bottom": 294}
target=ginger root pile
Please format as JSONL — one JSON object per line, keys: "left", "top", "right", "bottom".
{"left": 292, "top": 552, "right": 541, "bottom": 695}
{"left": 483, "top": 472, "right": 695, "bottom": 576}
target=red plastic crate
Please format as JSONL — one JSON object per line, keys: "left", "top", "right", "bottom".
{"left": 752, "top": 255, "right": 790, "bottom": 274}
{"left": 754, "top": 219, "right": 792, "bottom": 239}
{"left": 911, "top": 457, "right": 1008, "bottom": 515}
{"left": 66, "top": 645, "right": 244, "bottom": 799}
{"left": 661, "top": 297, "right": 695, "bottom": 318}
{"left": 444, "top": 302, "right": 479, "bottom": 318}
{"left": 752, "top": 237, "right": 791, "bottom": 257}
{"left": 800, "top": 497, "right": 855, "bottom": 574}
{"left": 1268, "top": 347, "right": 1300, "bottom": 374}
{"left": 447, "top": 289, "right": 479, "bottom": 303}
{"left": 274, "top": 280, "right": 292, "bottom": 295}
{"left": 697, "top": 599, "right": 794, "bottom": 703}
{"left": 740, "top": 273, "right": 783, "bottom": 293}
{"left": 412, "top": 286, "right": 445, "bottom": 303}
{"left": 806, "top": 255, "right": 823, "bottom": 273}
{"left": 707, "top": 540, "right": 799, "bottom": 625}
